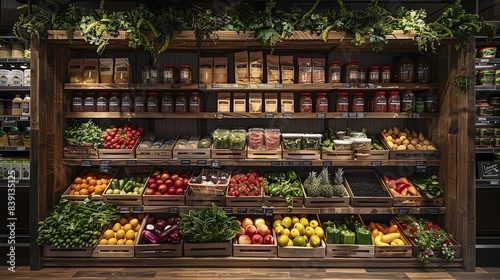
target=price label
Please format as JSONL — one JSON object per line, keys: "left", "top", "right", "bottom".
{"left": 132, "top": 206, "right": 143, "bottom": 213}
{"left": 342, "top": 83, "right": 352, "bottom": 88}
{"left": 303, "top": 161, "right": 313, "bottom": 166}
{"left": 16, "top": 146, "right": 26, "bottom": 151}
{"left": 81, "top": 160, "right": 92, "bottom": 167}
{"left": 416, "top": 161, "right": 427, "bottom": 173}
{"left": 398, "top": 208, "right": 409, "bottom": 215}
{"left": 100, "top": 160, "right": 111, "bottom": 166}
{"left": 2, "top": 117, "right": 18, "bottom": 127}
{"left": 412, "top": 113, "right": 421, "bottom": 118}
{"left": 357, "top": 113, "right": 366, "bottom": 118}
{"left": 317, "top": 113, "right": 326, "bottom": 119}
{"left": 478, "top": 117, "right": 487, "bottom": 122}
{"left": 429, "top": 208, "right": 439, "bottom": 214}
{"left": 265, "top": 209, "right": 273, "bottom": 216}
{"left": 18, "top": 116, "right": 29, "bottom": 121}
{"left": 172, "top": 84, "right": 181, "bottom": 89}
{"left": 283, "top": 113, "right": 292, "bottom": 119}
{"left": 490, "top": 180, "right": 500, "bottom": 185}
{"left": 223, "top": 208, "right": 233, "bottom": 215}
{"left": 292, "top": 161, "right": 301, "bottom": 166}
{"left": 275, "top": 84, "right": 284, "bottom": 88}
{"left": 323, "top": 161, "right": 332, "bottom": 166}
{"left": 216, "top": 113, "right": 224, "bottom": 119}
{"left": 198, "top": 84, "right": 207, "bottom": 90}
{"left": 119, "top": 207, "right": 130, "bottom": 213}
{"left": 480, "top": 59, "right": 490, "bottom": 63}
{"left": 340, "top": 113, "right": 349, "bottom": 118}
{"left": 212, "top": 84, "right": 221, "bottom": 89}
{"left": 271, "top": 161, "right": 281, "bottom": 166}
{"left": 371, "top": 161, "right": 382, "bottom": 166}
{"left": 265, "top": 113, "right": 274, "bottom": 118}
{"left": 126, "top": 160, "right": 137, "bottom": 166}
{"left": 282, "top": 161, "right": 291, "bottom": 166}
{"left": 100, "top": 166, "right": 112, "bottom": 173}
{"left": 253, "top": 208, "right": 264, "bottom": 215}
{"left": 169, "top": 207, "right": 180, "bottom": 214}
{"left": 238, "top": 208, "right": 248, "bottom": 214}
{"left": 181, "top": 160, "right": 191, "bottom": 166}
{"left": 348, "top": 113, "right": 357, "bottom": 118}
{"left": 358, "top": 83, "right": 367, "bottom": 88}
{"left": 211, "top": 160, "right": 221, "bottom": 168}
{"left": 197, "top": 160, "right": 207, "bottom": 166}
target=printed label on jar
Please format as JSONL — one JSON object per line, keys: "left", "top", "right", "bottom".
{"left": 109, "top": 101, "right": 119, "bottom": 106}
{"left": 319, "top": 101, "right": 328, "bottom": 106}
{"left": 135, "top": 102, "right": 144, "bottom": 106}
{"left": 390, "top": 100, "right": 400, "bottom": 105}
{"left": 377, "top": 101, "right": 387, "bottom": 105}
{"left": 266, "top": 100, "right": 277, "bottom": 104}
{"left": 97, "top": 101, "right": 107, "bottom": 106}
{"left": 189, "top": 102, "right": 199, "bottom": 106}
{"left": 355, "top": 100, "right": 364, "bottom": 105}
{"left": 338, "top": 100, "right": 349, "bottom": 105}
{"left": 122, "top": 101, "right": 131, "bottom": 107}
{"left": 301, "top": 101, "right": 313, "bottom": 105}
{"left": 84, "top": 101, "right": 94, "bottom": 106}
{"left": 73, "top": 102, "right": 82, "bottom": 107}
{"left": 162, "top": 102, "right": 172, "bottom": 106}
{"left": 148, "top": 102, "right": 157, "bottom": 106}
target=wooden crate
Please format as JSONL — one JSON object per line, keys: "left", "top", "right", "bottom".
{"left": 98, "top": 138, "right": 141, "bottom": 159}
{"left": 421, "top": 197, "right": 444, "bottom": 207}
{"left": 380, "top": 177, "right": 424, "bottom": 207}
{"left": 374, "top": 230, "right": 413, "bottom": 258}
{"left": 185, "top": 187, "right": 226, "bottom": 206}
{"left": 63, "top": 145, "right": 99, "bottom": 159}
{"left": 211, "top": 147, "right": 247, "bottom": 159}
{"left": 102, "top": 167, "right": 150, "bottom": 206}
{"left": 302, "top": 183, "right": 350, "bottom": 207}
{"left": 379, "top": 134, "right": 440, "bottom": 160}
{"left": 135, "top": 214, "right": 183, "bottom": 257}
{"left": 263, "top": 195, "right": 304, "bottom": 208}
{"left": 282, "top": 149, "right": 321, "bottom": 160}
{"left": 344, "top": 169, "right": 393, "bottom": 207}
{"left": 233, "top": 230, "right": 277, "bottom": 258}
{"left": 60, "top": 167, "right": 117, "bottom": 201}
{"left": 325, "top": 243, "right": 374, "bottom": 258}
{"left": 136, "top": 148, "right": 172, "bottom": 159}
{"left": 172, "top": 147, "right": 211, "bottom": 159}
{"left": 183, "top": 240, "right": 232, "bottom": 257}
{"left": 226, "top": 191, "right": 263, "bottom": 207}
{"left": 247, "top": 147, "right": 282, "bottom": 159}
{"left": 277, "top": 239, "right": 326, "bottom": 258}
{"left": 354, "top": 150, "right": 389, "bottom": 160}
{"left": 93, "top": 227, "right": 138, "bottom": 258}
{"left": 142, "top": 193, "right": 185, "bottom": 206}
{"left": 410, "top": 237, "right": 462, "bottom": 259}
{"left": 43, "top": 245, "right": 94, "bottom": 257}
{"left": 321, "top": 150, "right": 353, "bottom": 160}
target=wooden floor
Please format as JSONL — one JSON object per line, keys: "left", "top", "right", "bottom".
{"left": 1, "top": 267, "right": 499, "bottom": 280}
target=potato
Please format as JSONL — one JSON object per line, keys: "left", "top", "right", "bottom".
{"left": 407, "top": 144, "right": 416, "bottom": 150}
{"left": 410, "top": 139, "right": 418, "bottom": 146}
{"left": 423, "top": 140, "right": 430, "bottom": 145}
{"left": 386, "top": 136, "right": 393, "bottom": 141}
{"left": 399, "top": 135, "right": 406, "bottom": 141}
{"left": 415, "top": 144, "right": 423, "bottom": 150}
{"left": 398, "top": 132, "right": 408, "bottom": 138}
{"left": 402, "top": 139, "right": 410, "bottom": 146}
{"left": 393, "top": 143, "right": 399, "bottom": 150}
{"left": 394, "top": 139, "right": 402, "bottom": 145}
{"left": 411, "top": 131, "right": 418, "bottom": 138}
{"left": 397, "top": 145, "right": 407, "bottom": 150}
{"left": 427, "top": 145, "right": 436, "bottom": 150}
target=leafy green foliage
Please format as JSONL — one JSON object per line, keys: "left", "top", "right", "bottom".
{"left": 64, "top": 120, "right": 104, "bottom": 149}
{"left": 452, "top": 75, "right": 473, "bottom": 97}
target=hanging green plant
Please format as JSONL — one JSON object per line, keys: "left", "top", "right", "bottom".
{"left": 452, "top": 75, "right": 474, "bottom": 97}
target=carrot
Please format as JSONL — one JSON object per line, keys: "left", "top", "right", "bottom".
{"left": 375, "top": 223, "right": 389, "bottom": 234}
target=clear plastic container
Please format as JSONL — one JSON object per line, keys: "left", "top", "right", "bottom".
{"left": 229, "top": 129, "right": 247, "bottom": 150}
{"left": 352, "top": 92, "right": 364, "bottom": 112}
{"left": 83, "top": 92, "right": 96, "bottom": 112}
{"left": 163, "top": 64, "right": 174, "bottom": 83}
{"left": 352, "top": 138, "right": 371, "bottom": 150}
{"left": 264, "top": 129, "right": 281, "bottom": 150}
{"left": 381, "top": 66, "right": 391, "bottom": 83}
{"left": 333, "top": 139, "right": 352, "bottom": 150}
{"left": 134, "top": 92, "right": 146, "bottom": 112}
{"left": 162, "top": 92, "right": 173, "bottom": 113}
{"left": 425, "top": 90, "right": 438, "bottom": 112}
{"left": 247, "top": 128, "right": 264, "bottom": 150}
{"left": 302, "top": 133, "right": 322, "bottom": 150}
{"left": 398, "top": 56, "right": 415, "bottom": 83}
{"left": 350, "top": 132, "right": 367, "bottom": 139}
{"left": 179, "top": 64, "right": 192, "bottom": 83}
{"left": 175, "top": 92, "right": 187, "bottom": 113}
{"left": 401, "top": 90, "right": 415, "bottom": 112}
{"left": 72, "top": 92, "right": 84, "bottom": 112}
{"left": 96, "top": 92, "right": 108, "bottom": 112}
{"left": 387, "top": 91, "right": 401, "bottom": 112}
{"left": 328, "top": 61, "right": 341, "bottom": 83}
{"left": 345, "top": 60, "right": 359, "bottom": 83}
{"left": 147, "top": 92, "right": 160, "bottom": 112}
{"left": 369, "top": 66, "right": 380, "bottom": 83}
{"left": 189, "top": 92, "right": 201, "bottom": 113}
{"left": 282, "top": 133, "right": 302, "bottom": 150}
{"left": 212, "top": 128, "right": 230, "bottom": 149}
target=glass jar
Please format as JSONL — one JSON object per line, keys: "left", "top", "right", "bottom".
{"left": 121, "top": 92, "right": 133, "bottom": 112}
{"left": 365, "top": 92, "right": 374, "bottom": 112}
{"left": 175, "top": 92, "right": 187, "bottom": 113}
{"left": 415, "top": 95, "right": 425, "bottom": 113}
{"left": 108, "top": 92, "right": 121, "bottom": 112}
{"left": 142, "top": 66, "right": 150, "bottom": 84}
{"left": 162, "top": 92, "right": 173, "bottom": 113}
{"left": 315, "top": 92, "right": 329, "bottom": 112}
{"left": 415, "top": 56, "right": 430, "bottom": 83}
{"left": 147, "top": 92, "right": 160, "bottom": 112}
{"left": 359, "top": 66, "right": 366, "bottom": 83}
{"left": 7, "top": 126, "right": 23, "bottom": 146}
{"left": 72, "top": 92, "right": 84, "bottom": 112}
{"left": 150, "top": 66, "right": 158, "bottom": 84}
{"left": 328, "top": 61, "right": 341, "bottom": 83}
{"left": 373, "top": 91, "right": 387, "bottom": 112}
{"left": 387, "top": 91, "right": 401, "bottom": 112}
{"left": 299, "top": 92, "right": 313, "bottom": 112}
{"left": 352, "top": 92, "right": 365, "bottom": 112}
{"left": 96, "top": 92, "right": 108, "bottom": 112}
{"left": 369, "top": 66, "right": 380, "bottom": 83}
{"left": 336, "top": 92, "right": 349, "bottom": 112}
{"left": 134, "top": 92, "right": 146, "bottom": 112}
{"left": 163, "top": 64, "right": 174, "bottom": 83}
{"left": 345, "top": 60, "right": 359, "bottom": 83}
{"left": 424, "top": 90, "right": 438, "bottom": 112}
{"left": 189, "top": 92, "right": 201, "bottom": 113}
{"left": 179, "top": 64, "right": 192, "bottom": 83}
{"left": 84, "top": 92, "right": 96, "bottom": 112}
{"left": 401, "top": 90, "right": 415, "bottom": 112}
{"left": 381, "top": 66, "right": 391, "bottom": 83}
{"left": 398, "top": 56, "right": 415, "bottom": 83}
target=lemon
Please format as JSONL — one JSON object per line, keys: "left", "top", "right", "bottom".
{"left": 112, "top": 223, "right": 122, "bottom": 232}
{"left": 273, "top": 220, "right": 282, "bottom": 229}
{"left": 103, "top": 229, "right": 115, "bottom": 240}
{"left": 281, "top": 217, "right": 292, "bottom": 229}
{"left": 283, "top": 228, "right": 291, "bottom": 237}
{"left": 117, "top": 239, "right": 125, "bottom": 245}
{"left": 287, "top": 239, "right": 293, "bottom": 246}
{"left": 274, "top": 214, "right": 284, "bottom": 221}
{"left": 125, "top": 230, "right": 135, "bottom": 241}
{"left": 315, "top": 227, "right": 325, "bottom": 239}
{"left": 305, "top": 226, "right": 316, "bottom": 237}
{"left": 99, "top": 239, "right": 107, "bottom": 245}
{"left": 275, "top": 225, "right": 285, "bottom": 236}
{"left": 310, "top": 235, "right": 321, "bottom": 248}
{"left": 309, "top": 220, "right": 319, "bottom": 228}
{"left": 125, "top": 239, "right": 135, "bottom": 245}
{"left": 115, "top": 229, "right": 125, "bottom": 239}
{"left": 299, "top": 217, "right": 309, "bottom": 227}
{"left": 290, "top": 228, "right": 300, "bottom": 238}
{"left": 278, "top": 235, "right": 289, "bottom": 247}
{"left": 134, "top": 224, "right": 141, "bottom": 232}
{"left": 107, "top": 238, "right": 117, "bottom": 245}
{"left": 294, "top": 223, "right": 306, "bottom": 235}
{"left": 293, "top": 236, "right": 306, "bottom": 247}
{"left": 123, "top": 223, "right": 133, "bottom": 232}
{"left": 129, "top": 218, "right": 139, "bottom": 228}
{"left": 306, "top": 243, "right": 312, "bottom": 247}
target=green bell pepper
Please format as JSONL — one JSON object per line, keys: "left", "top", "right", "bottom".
{"left": 269, "top": 184, "right": 280, "bottom": 197}
{"left": 341, "top": 229, "right": 355, "bottom": 244}
{"left": 322, "top": 220, "right": 335, "bottom": 232}
{"left": 119, "top": 179, "right": 125, "bottom": 189}
{"left": 111, "top": 179, "right": 119, "bottom": 190}
{"left": 326, "top": 225, "right": 341, "bottom": 244}
{"left": 279, "top": 173, "right": 287, "bottom": 181}
{"left": 287, "top": 170, "right": 298, "bottom": 181}
{"left": 356, "top": 227, "right": 373, "bottom": 245}
{"left": 281, "top": 185, "right": 292, "bottom": 197}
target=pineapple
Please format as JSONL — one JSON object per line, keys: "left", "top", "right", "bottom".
{"left": 332, "top": 167, "right": 347, "bottom": 197}
{"left": 304, "top": 171, "right": 321, "bottom": 197}
{"left": 319, "top": 167, "right": 334, "bottom": 197}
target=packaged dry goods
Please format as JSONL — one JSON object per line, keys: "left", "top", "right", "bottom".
{"left": 235, "top": 51, "right": 249, "bottom": 84}
{"left": 328, "top": 60, "right": 341, "bottom": 83}
{"left": 213, "top": 57, "right": 228, "bottom": 84}
{"left": 249, "top": 92, "right": 262, "bottom": 113}
{"left": 299, "top": 92, "right": 313, "bottom": 112}
{"left": 312, "top": 58, "right": 325, "bottom": 83}
{"left": 267, "top": 55, "right": 280, "bottom": 84}
{"left": 68, "top": 58, "right": 84, "bottom": 83}
{"left": 217, "top": 93, "right": 231, "bottom": 113}
{"left": 281, "top": 92, "right": 294, "bottom": 113}
{"left": 83, "top": 58, "right": 99, "bottom": 83}
{"left": 298, "top": 58, "right": 312, "bottom": 83}
{"left": 163, "top": 64, "right": 175, "bottom": 83}
{"left": 189, "top": 92, "right": 201, "bottom": 113}
{"left": 265, "top": 93, "right": 278, "bottom": 113}
{"left": 199, "top": 57, "right": 213, "bottom": 84}
{"left": 316, "top": 92, "right": 329, "bottom": 112}
{"left": 264, "top": 129, "right": 281, "bottom": 150}
{"left": 179, "top": 64, "right": 192, "bottom": 83}
{"left": 344, "top": 60, "right": 359, "bottom": 83}
{"left": 247, "top": 128, "right": 264, "bottom": 150}
{"left": 233, "top": 92, "right": 246, "bottom": 112}
{"left": 114, "top": 58, "right": 130, "bottom": 83}
{"left": 99, "top": 58, "right": 114, "bottom": 83}
{"left": 280, "top": 56, "right": 294, "bottom": 84}
{"left": 212, "top": 129, "right": 231, "bottom": 149}
{"left": 249, "top": 51, "right": 263, "bottom": 83}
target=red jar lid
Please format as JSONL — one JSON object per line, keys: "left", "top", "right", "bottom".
{"left": 301, "top": 92, "right": 311, "bottom": 96}
{"left": 389, "top": 91, "right": 399, "bottom": 95}
{"left": 348, "top": 60, "right": 358, "bottom": 64}
{"left": 370, "top": 66, "right": 380, "bottom": 70}
{"left": 382, "top": 66, "right": 391, "bottom": 69}
{"left": 375, "top": 91, "right": 386, "bottom": 95}
{"left": 148, "top": 92, "right": 158, "bottom": 95}
{"left": 111, "top": 92, "right": 120, "bottom": 95}
{"left": 353, "top": 92, "right": 364, "bottom": 96}
{"left": 338, "top": 92, "right": 348, "bottom": 96}
{"left": 317, "top": 92, "right": 327, "bottom": 96}
{"left": 359, "top": 66, "right": 365, "bottom": 70}
{"left": 164, "top": 64, "right": 173, "bottom": 67}
{"left": 330, "top": 60, "right": 341, "bottom": 64}
{"left": 181, "top": 64, "right": 190, "bottom": 69}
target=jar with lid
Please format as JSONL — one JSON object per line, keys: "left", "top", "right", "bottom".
{"left": 381, "top": 66, "right": 391, "bottom": 83}
{"left": 336, "top": 92, "right": 349, "bottom": 112}
{"left": 369, "top": 66, "right": 380, "bottom": 83}
{"left": 134, "top": 92, "right": 146, "bottom": 112}
{"left": 163, "top": 64, "right": 174, "bottom": 83}
{"left": 175, "top": 93, "right": 187, "bottom": 112}
{"left": 83, "top": 93, "right": 96, "bottom": 112}
{"left": 373, "top": 92, "right": 387, "bottom": 112}
{"left": 359, "top": 66, "right": 366, "bottom": 83}
{"left": 121, "top": 92, "right": 133, "bottom": 112}
{"left": 328, "top": 61, "right": 341, "bottom": 83}
{"left": 11, "top": 44, "right": 24, "bottom": 58}
{"left": 7, "top": 126, "right": 23, "bottom": 146}
{"left": 0, "top": 44, "right": 11, "bottom": 58}
{"left": 424, "top": 90, "right": 438, "bottom": 112}
{"left": 71, "top": 93, "right": 84, "bottom": 112}
{"left": 315, "top": 92, "right": 329, "bottom": 112}
{"left": 12, "top": 94, "right": 22, "bottom": 115}
{"left": 415, "top": 95, "right": 425, "bottom": 113}
{"left": 397, "top": 56, "right": 415, "bottom": 83}
{"left": 401, "top": 90, "right": 415, "bottom": 112}
{"left": 21, "top": 127, "right": 30, "bottom": 146}
{"left": 387, "top": 91, "right": 401, "bottom": 112}
{"left": 299, "top": 92, "right": 313, "bottom": 112}
{"left": 22, "top": 94, "right": 30, "bottom": 116}
{"left": 150, "top": 66, "right": 158, "bottom": 84}
{"left": 352, "top": 92, "right": 365, "bottom": 112}
{"left": 146, "top": 92, "right": 159, "bottom": 112}
{"left": 345, "top": 60, "right": 359, "bottom": 83}
{"left": 161, "top": 92, "right": 173, "bottom": 113}
{"left": 189, "top": 92, "right": 201, "bottom": 113}
{"left": 96, "top": 92, "right": 108, "bottom": 112}
{"left": 179, "top": 64, "right": 192, "bottom": 83}
{"left": 108, "top": 92, "right": 121, "bottom": 112}
{"left": 0, "top": 98, "right": 5, "bottom": 115}
{"left": 415, "top": 56, "right": 430, "bottom": 83}
{"left": 142, "top": 66, "right": 151, "bottom": 84}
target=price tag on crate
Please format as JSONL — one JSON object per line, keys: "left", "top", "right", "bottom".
{"left": 169, "top": 207, "right": 180, "bottom": 214}
{"left": 265, "top": 209, "right": 273, "bottom": 216}
{"left": 303, "top": 161, "right": 313, "bottom": 166}
{"left": 416, "top": 161, "right": 427, "bottom": 173}
{"left": 398, "top": 208, "right": 409, "bottom": 215}
{"left": 253, "top": 208, "right": 264, "bottom": 215}
{"left": 223, "top": 208, "right": 233, "bottom": 215}
{"left": 323, "top": 161, "right": 332, "bottom": 166}
{"left": 181, "top": 160, "right": 191, "bottom": 166}
{"left": 197, "top": 160, "right": 207, "bottom": 166}
{"left": 271, "top": 161, "right": 281, "bottom": 166}
{"left": 132, "top": 206, "right": 143, "bottom": 213}
{"left": 428, "top": 208, "right": 439, "bottom": 214}
{"left": 211, "top": 160, "right": 221, "bottom": 168}
{"left": 2, "top": 117, "right": 18, "bottom": 127}
{"left": 81, "top": 160, "right": 92, "bottom": 167}
{"left": 126, "top": 160, "right": 137, "bottom": 166}
{"left": 317, "top": 113, "right": 326, "bottom": 119}
{"left": 283, "top": 113, "right": 292, "bottom": 119}
{"left": 119, "top": 206, "right": 130, "bottom": 213}
{"left": 282, "top": 161, "right": 291, "bottom": 166}
{"left": 238, "top": 208, "right": 248, "bottom": 214}
{"left": 198, "top": 84, "right": 207, "bottom": 90}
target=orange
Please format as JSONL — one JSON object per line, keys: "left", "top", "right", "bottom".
{"left": 73, "top": 177, "right": 82, "bottom": 184}
{"left": 69, "top": 190, "right": 75, "bottom": 195}
{"left": 89, "top": 179, "right": 97, "bottom": 186}
{"left": 81, "top": 179, "right": 88, "bottom": 184}
{"left": 88, "top": 186, "right": 95, "bottom": 194}
{"left": 117, "top": 239, "right": 125, "bottom": 245}
{"left": 123, "top": 223, "right": 132, "bottom": 232}
{"left": 129, "top": 218, "right": 139, "bottom": 228}
{"left": 103, "top": 230, "right": 115, "bottom": 239}
{"left": 86, "top": 176, "right": 93, "bottom": 182}
{"left": 119, "top": 217, "right": 129, "bottom": 225}
{"left": 125, "top": 230, "right": 135, "bottom": 240}
{"left": 79, "top": 189, "right": 89, "bottom": 195}
{"left": 94, "top": 187, "right": 103, "bottom": 195}
{"left": 73, "top": 191, "right": 79, "bottom": 195}
{"left": 133, "top": 224, "right": 141, "bottom": 232}
{"left": 73, "top": 185, "right": 80, "bottom": 191}
{"left": 125, "top": 239, "right": 134, "bottom": 245}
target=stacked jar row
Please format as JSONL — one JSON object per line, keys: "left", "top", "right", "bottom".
{"left": 71, "top": 92, "right": 201, "bottom": 113}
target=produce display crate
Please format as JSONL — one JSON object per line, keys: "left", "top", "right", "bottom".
{"left": 277, "top": 239, "right": 326, "bottom": 258}
{"left": 354, "top": 149, "right": 389, "bottom": 160}
{"left": 102, "top": 167, "right": 151, "bottom": 206}
{"left": 43, "top": 245, "right": 94, "bottom": 258}
{"left": 185, "top": 186, "right": 226, "bottom": 206}
{"left": 93, "top": 224, "right": 139, "bottom": 258}
{"left": 321, "top": 150, "right": 353, "bottom": 160}
{"left": 233, "top": 230, "right": 277, "bottom": 258}
{"left": 226, "top": 190, "right": 263, "bottom": 207}
{"left": 60, "top": 167, "right": 117, "bottom": 201}
{"left": 135, "top": 214, "right": 183, "bottom": 258}
{"left": 247, "top": 147, "right": 283, "bottom": 159}
{"left": 420, "top": 197, "right": 444, "bottom": 207}
{"left": 302, "top": 185, "right": 350, "bottom": 208}
{"left": 188, "top": 169, "right": 230, "bottom": 196}
{"left": 360, "top": 215, "right": 412, "bottom": 258}
{"left": 344, "top": 169, "right": 393, "bottom": 207}
{"left": 98, "top": 137, "right": 141, "bottom": 159}
{"left": 211, "top": 145, "right": 247, "bottom": 159}
{"left": 282, "top": 149, "right": 321, "bottom": 160}
{"left": 142, "top": 193, "right": 185, "bottom": 206}
{"left": 262, "top": 195, "right": 303, "bottom": 208}
{"left": 379, "top": 134, "right": 440, "bottom": 160}
{"left": 380, "top": 176, "right": 424, "bottom": 207}
{"left": 183, "top": 240, "right": 232, "bottom": 257}
{"left": 172, "top": 147, "right": 211, "bottom": 159}
{"left": 135, "top": 135, "right": 177, "bottom": 159}
{"left": 63, "top": 145, "right": 99, "bottom": 159}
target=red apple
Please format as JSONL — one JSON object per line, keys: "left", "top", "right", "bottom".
{"left": 165, "top": 179, "right": 173, "bottom": 187}
{"left": 175, "top": 187, "right": 185, "bottom": 195}
{"left": 267, "top": 229, "right": 272, "bottom": 236}
{"left": 155, "top": 174, "right": 162, "bottom": 180}
{"left": 263, "top": 234, "right": 274, "bottom": 244}
{"left": 158, "top": 184, "right": 167, "bottom": 194}
{"left": 171, "top": 174, "right": 179, "bottom": 181}
{"left": 245, "top": 225, "right": 257, "bottom": 237}
{"left": 148, "top": 183, "right": 158, "bottom": 191}
{"left": 257, "top": 224, "right": 268, "bottom": 237}
{"left": 236, "top": 226, "right": 245, "bottom": 237}
{"left": 167, "top": 186, "right": 176, "bottom": 195}
{"left": 174, "top": 179, "right": 184, "bottom": 188}
{"left": 183, "top": 177, "right": 190, "bottom": 187}
{"left": 252, "top": 234, "right": 263, "bottom": 244}
{"left": 181, "top": 172, "right": 189, "bottom": 178}
{"left": 242, "top": 218, "right": 254, "bottom": 229}
{"left": 161, "top": 173, "right": 170, "bottom": 181}
{"left": 156, "top": 179, "right": 164, "bottom": 186}
{"left": 238, "top": 234, "right": 252, "bottom": 245}
{"left": 265, "top": 220, "right": 271, "bottom": 228}
{"left": 147, "top": 178, "right": 156, "bottom": 185}
{"left": 145, "top": 188, "right": 155, "bottom": 195}
{"left": 154, "top": 191, "right": 161, "bottom": 195}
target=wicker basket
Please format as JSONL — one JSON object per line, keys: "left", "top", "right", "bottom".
{"left": 188, "top": 169, "right": 230, "bottom": 196}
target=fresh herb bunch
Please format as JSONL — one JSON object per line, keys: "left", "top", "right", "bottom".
{"left": 178, "top": 203, "right": 240, "bottom": 243}
{"left": 405, "top": 218, "right": 456, "bottom": 264}
{"left": 36, "top": 197, "right": 120, "bottom": 248}
{"left": 452, "top": 75, "right": 474, "bottom": 97}
{"left": 395, "top": 7, "right": 440, "bottom": 53}
{"left": 64, "top": 119, "right": 105, "bottom": 149}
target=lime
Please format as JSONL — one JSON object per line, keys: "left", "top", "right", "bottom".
{"left": 293, "top": 236, "right": 306, "bottom": 247}
{"left": 278, "top": 235, "right": 289, "bottom": 247}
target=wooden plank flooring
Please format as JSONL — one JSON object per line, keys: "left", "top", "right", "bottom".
{"left": 1, "top": 267, "right": 499, "bottom": 280}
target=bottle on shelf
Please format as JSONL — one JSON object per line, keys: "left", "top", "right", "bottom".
{"left": 22, "top": 126, "right": 30, "bottom": 146}
{"left": 179, "top": 64, "right": 192, "bottom": 83}
{"left": 401, "top": 90, "right": 415, "bottom": 112}
{"left": 425, "top": 89, "right": 438, "bottom": 112}
{"left": 415, "top": 56, "right": 431, "bottom": 83}
{"left": 22, "top": 93, "right": 30, "bottom": 116}
{"left": 189, "top": 92, "right": 201, "bottom": 113}
{"left": 373, "top": 91, "right": 387, "bottom": 112}
{"left": 175, "top": 92, "right": 187, "bottom": 112}
{"left": 7, "top": 126, "right": 23, "bottom": 146}
{"left": 336, "top": 92, "right": 349, "bottom": 112}
{"left": 84, "top": 92, "right": 96, "bottom": 112}
{"left": 161, "top": 92, "right": 173, "bottom": 113}
{"left": 381, "top": 66, "right": 391, "bottom": 83}
{"left": 328, "top": 61, "right": 341, "bottom": 83}
{"left": 299, "top": 92, "right": 313, "bottom": 112}
{"left": 134, "top": 92, "right": 146, "bottom": 112}
{"left": 397, "top": 56, "right": 415, "bottom": 83}
{"left": 415, "top": 94, "right": 425, "bottom": 113}
{"left": 0, "top": 126, "right": 8, "bottom": 146}
{"left": 387, "top": 91, "right": 401, "bottom": 113}
{"left": 146, "top": 92, "right": 159, "bottom": 112}
{"left": 315, "top": 92, "right": 329, "bottom": 112}
{"left": 163, "top": 64, "right": 174, "bottom": 83}
{"left": 352, "top": 92, "right": 365, "bottom": 112}
{"left": 71, "top": 92, "right": 84, "bottom": 112}
{"left": 12, "top": 94, "right": 23, "bottom": 115}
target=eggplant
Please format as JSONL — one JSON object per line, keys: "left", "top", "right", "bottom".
{"left": 166, "top": 217, "right": 176, "bottom": 226}
{"left": 146, "top": 224, "right": 155, "bottom": 231}
{"left": 158, "top": 224, "right": 178, "bottom": 243}
{"left": 142, "top": 230, "right": 158, "bottom": 244}
{"left": 174, "top": 217, "right": 182, "bottom": 224}
{"left": 155, "top": 219, "right": 167, "bottom": 230}
{"left": 147, "top": 215, "right": 157, "bottom": 225}
{"left": 153, "top": 229, "right": 162, "bottom": 238}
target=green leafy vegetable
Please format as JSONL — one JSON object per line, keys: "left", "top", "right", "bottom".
{"left": 64, "top": 119, "right": 104, "bottom": 149}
